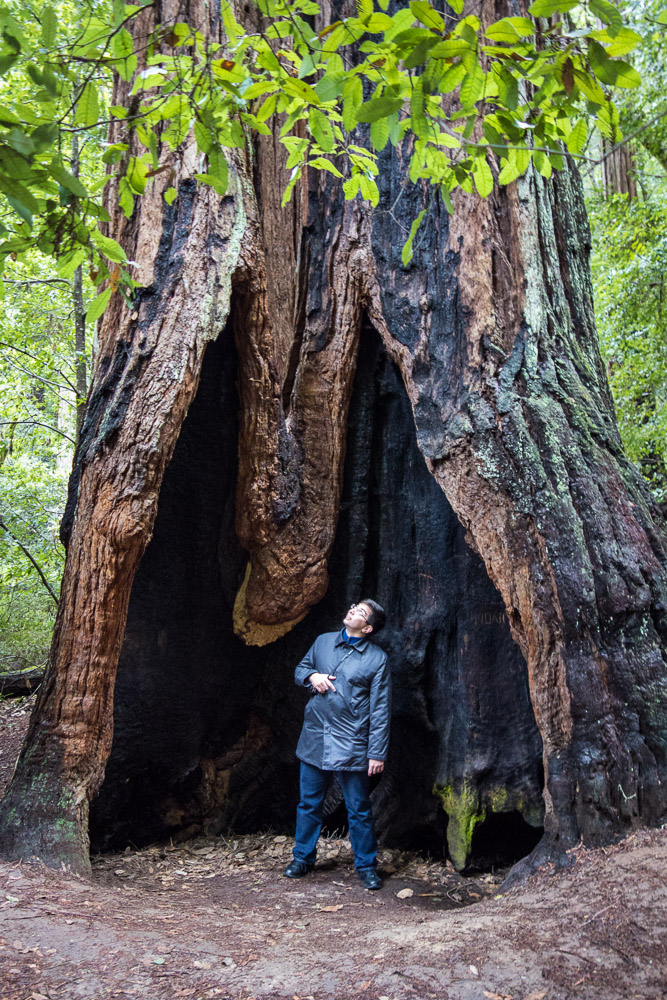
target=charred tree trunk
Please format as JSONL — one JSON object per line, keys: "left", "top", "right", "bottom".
{"left": 1, "top": 0, "right": 666, "bottom": 874}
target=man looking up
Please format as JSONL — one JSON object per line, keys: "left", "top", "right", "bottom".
{"left": 284, "top": 600, "right": 390, "bottom": 891}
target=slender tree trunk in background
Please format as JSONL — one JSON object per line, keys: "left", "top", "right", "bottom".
{"left": 70, "top": 134, "right": 88, "bottom": 442}
{"left": 72, "top": 265, "right": 87, "bottom": 443}
{"left": 601, "top": 139, "right": 638, "bottom": 199}
{"left": 0, "top": 0, "right": 665, "bottom": 873}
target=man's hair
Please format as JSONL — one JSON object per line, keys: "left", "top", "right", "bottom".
{"left": 361, "top": 598, "right": 386, "bottom": 635}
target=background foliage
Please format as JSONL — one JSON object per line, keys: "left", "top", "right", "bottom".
{"left": 588, "top": 0, "right": 667, "bottom": 501}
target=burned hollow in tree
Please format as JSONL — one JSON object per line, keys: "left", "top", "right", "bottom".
{"left": 90, "top": 322, "right": 544, "bottom": 872}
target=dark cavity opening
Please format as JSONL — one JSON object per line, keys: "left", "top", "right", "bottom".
{"left": 90, "top": 319, "right": 544, "bottom": 872}
{"left": 469, "top": 811, "right": 544, "bottom": 871}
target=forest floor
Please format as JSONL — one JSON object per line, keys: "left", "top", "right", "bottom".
{"left": 1, "top": 696, "right": 666, "bottom": 1000}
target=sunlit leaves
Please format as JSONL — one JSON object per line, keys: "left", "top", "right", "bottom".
{"left": 566, "top": 118, "right": 587, "bottom": 154}
{"left": 485, "top": 17, "right": 534, "bottom": 44}
{"left": 86, "top": 286, "right": 111, "bottom": 323}
{"left": 0, "top": 0, "right": 646, "bottom": 290}
{"left": 401, "top": 207, "right": 426, "bottom": 264}
{"left": 75, "top": 83, "right": 100, "bottom": 128}
{"left": 40, "top": 6, "right": 57, "bottom": 48}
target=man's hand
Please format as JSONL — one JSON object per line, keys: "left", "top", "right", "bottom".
{"left": 309, "top": 672, "right": 336, "bottom": 694}
{"left": 368, "top": 759, "right": 384, "bottom": 776}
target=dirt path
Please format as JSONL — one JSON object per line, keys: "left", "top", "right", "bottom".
{"left": 1, "top": 826, "right": 665, "bottom": 999}
{"left": 1, "top": 697, "right": 666, "bottom": 1000}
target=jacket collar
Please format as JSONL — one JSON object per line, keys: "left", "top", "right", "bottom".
{"left": 335, "top": 628, "right": 369, "bottom": 652}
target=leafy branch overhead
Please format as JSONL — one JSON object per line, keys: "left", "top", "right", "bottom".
{"left": 0, "top": 0, "right": 660, "bottom": 295}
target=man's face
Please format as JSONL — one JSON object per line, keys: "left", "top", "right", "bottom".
{"left": 343, "top": 603, "right": 372, "bottom": 633}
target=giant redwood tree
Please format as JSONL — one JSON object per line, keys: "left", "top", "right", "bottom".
{"left": 0, "top": 0, "right": 666, "bottom": 875}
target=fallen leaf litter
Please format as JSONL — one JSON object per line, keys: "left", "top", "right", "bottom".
{"left": 91, "top": 832, "right": 504, "bottom": 904}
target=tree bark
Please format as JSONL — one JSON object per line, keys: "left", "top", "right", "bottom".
{"left": 601, "top": 138, "right": 638, "bottom": 199}
{"left": 1, "top": 0, "right": 666, "bottom": 873}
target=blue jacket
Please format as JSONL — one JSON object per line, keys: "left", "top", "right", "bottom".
{"left": 294, "top": 629, "right": 391, "bottom": 771}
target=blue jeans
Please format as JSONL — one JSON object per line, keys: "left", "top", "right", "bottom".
{"left": 293, "top": 760, "right": 378, "bottom": 871}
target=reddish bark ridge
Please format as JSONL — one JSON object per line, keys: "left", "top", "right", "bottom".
{"left": 1, "top": 0, "right": 666, "bottom": 873}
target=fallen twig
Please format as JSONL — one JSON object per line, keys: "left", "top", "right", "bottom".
{"left": 581, "top": 904, "right": 614, "bottom": 926}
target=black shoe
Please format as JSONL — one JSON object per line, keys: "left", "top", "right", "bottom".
{"left": 283, "top": 860, "right": 314, "bottom": 879}
{"left": 357, "top": 869, "right": 382, "bottom": 891}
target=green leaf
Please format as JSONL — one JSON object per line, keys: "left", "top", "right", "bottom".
{"left": 528, "top": 0, "right": 579, "bottom": 15}
{"left": 75, "top": 82, "right": 99, "bottom": 127}
{"left": 56, "top": 248, "right": 85, "bottom": 278}
{"left": 118, "top": 176, "right": 134, "bottom": 218}
{"left": 194, "top": 172, "right": 227, "bottom": 195}
{"left": 207, "top": 146, "right": 229, "bottom": 195}
{"left": 6, "top": 129, "right": 35, "bottom": 157}
{"left": 0, "top": 53, "right": 19, "bottom": 76}
{"left": 401, "top": 208, "right": 426, "bottom": 265}
{"left": 589, "top": 0, "right": 623, "bottom": 35}
{"left": 282, "top": 78, "right": 321, "bottom": 105}
{"left": 370, "top": 116, "right": 390, "bottom": 151}
{"left": 86, "top": 287, "right": 112, "bottom": 324}
{"left": 48, "top": 162, "right": 87, "bottom": 199}
{"left": 460, "top": 61, "right": 484, "bottom": 106}
{"left": 90, "top": 231, "right": 127, "bottom": 263}
{"left": 126, "top": 156, "right": 149, "bottom": 194}
{"left": 41, "top": 6, "right": 57, "bottom": 48}
{"left": 591, "top": 27, "right": 642, "bottom": 57}
{"left": 308, "top": 156, "right": 343, "bottom": 177}
{"left": 281, "top": 167, "right": 301, "bottom": 208}
{"left": 533, "top": 149, "right": 552, "bottom": 178}
{"left": 566, "top": 118, "right": 587, "bottom": 155}
{"left": 409, "top": 1, "right": 444, "bottom": 33}
{"left": 257, "top": 93, "right": 278, "bottom": 123}
{"left": 343, "top": 174, "right": 361, "bottom": 199}
{"left": 356, "top": 0, "right": 374, "bottom": 21}
{"left": 0, "top": 173, "right": 39, "bottom": 213}
{"left": 356, "top": 93, "right": 404, "bottom": 123}
{"left": 164, "top": 186, "right": 177, "bottom": 205}
{"left": 472, "top": 154, "right": 493, "bottom": 196}
{"left": 485, "top": 17, "right": 534, "bottom": 43}
{"left": 573, "top": 67, "right": 605, "bottom": 104}
{"left": 403, "top": 36, "right": 442, "bottom": 70}
{"left": 31, "top": 123, "right": 59, "bottom": 150}
{"left": 309, "top": 108, "right": 335, "bottom": 152}
{"left": 612, "top": 60, "right": 641, "bottom": 89}
{"left": 1, "top": 13, "right": 29, "bottom": 50}
{"left": 0, "top": 106, "right": 20, "bottom": 126}
{"left": 194, "top": 120, "right": 213, "bottom": 154}
{"left": 429, "top": 38, "right": 473, "bottom": 58}
{"left": 498, "top": 155, "right": 520, "bottom": 185}
{"left": 112, "top": 28, "right": 136, "bottom": 82}
{"left": 315, "top": 71, "right": 345, "bottom": 103}
{"left": 438, "top": 62, "right": 467, "bottom": 94}
{"left": 435, "top": 131, "right": 461, "bottom": 149}
{"left": 298, "top": 53, "right": 317, "bottom": 79}
{"left": 343, "top": 76, "right": 363, "bottom": 132}
{"left": 515, "top": 146, "right": 531, "bottom": 174}
{"left": 492, "top": 65, "right": 518, "bottom": 109}
{"left": 359, "top": 173, "right": 379, "bottom": 206}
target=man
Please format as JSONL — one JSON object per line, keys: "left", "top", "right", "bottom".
{"left": 284, "top": 600, "right": 390, "bottom": 891}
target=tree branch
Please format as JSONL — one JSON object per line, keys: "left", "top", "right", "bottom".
{"left": 0, "top": 518, "right": 59, "bottom": 605}
{"left": 0, "top": 420, "right": 76, "bottom": 444}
